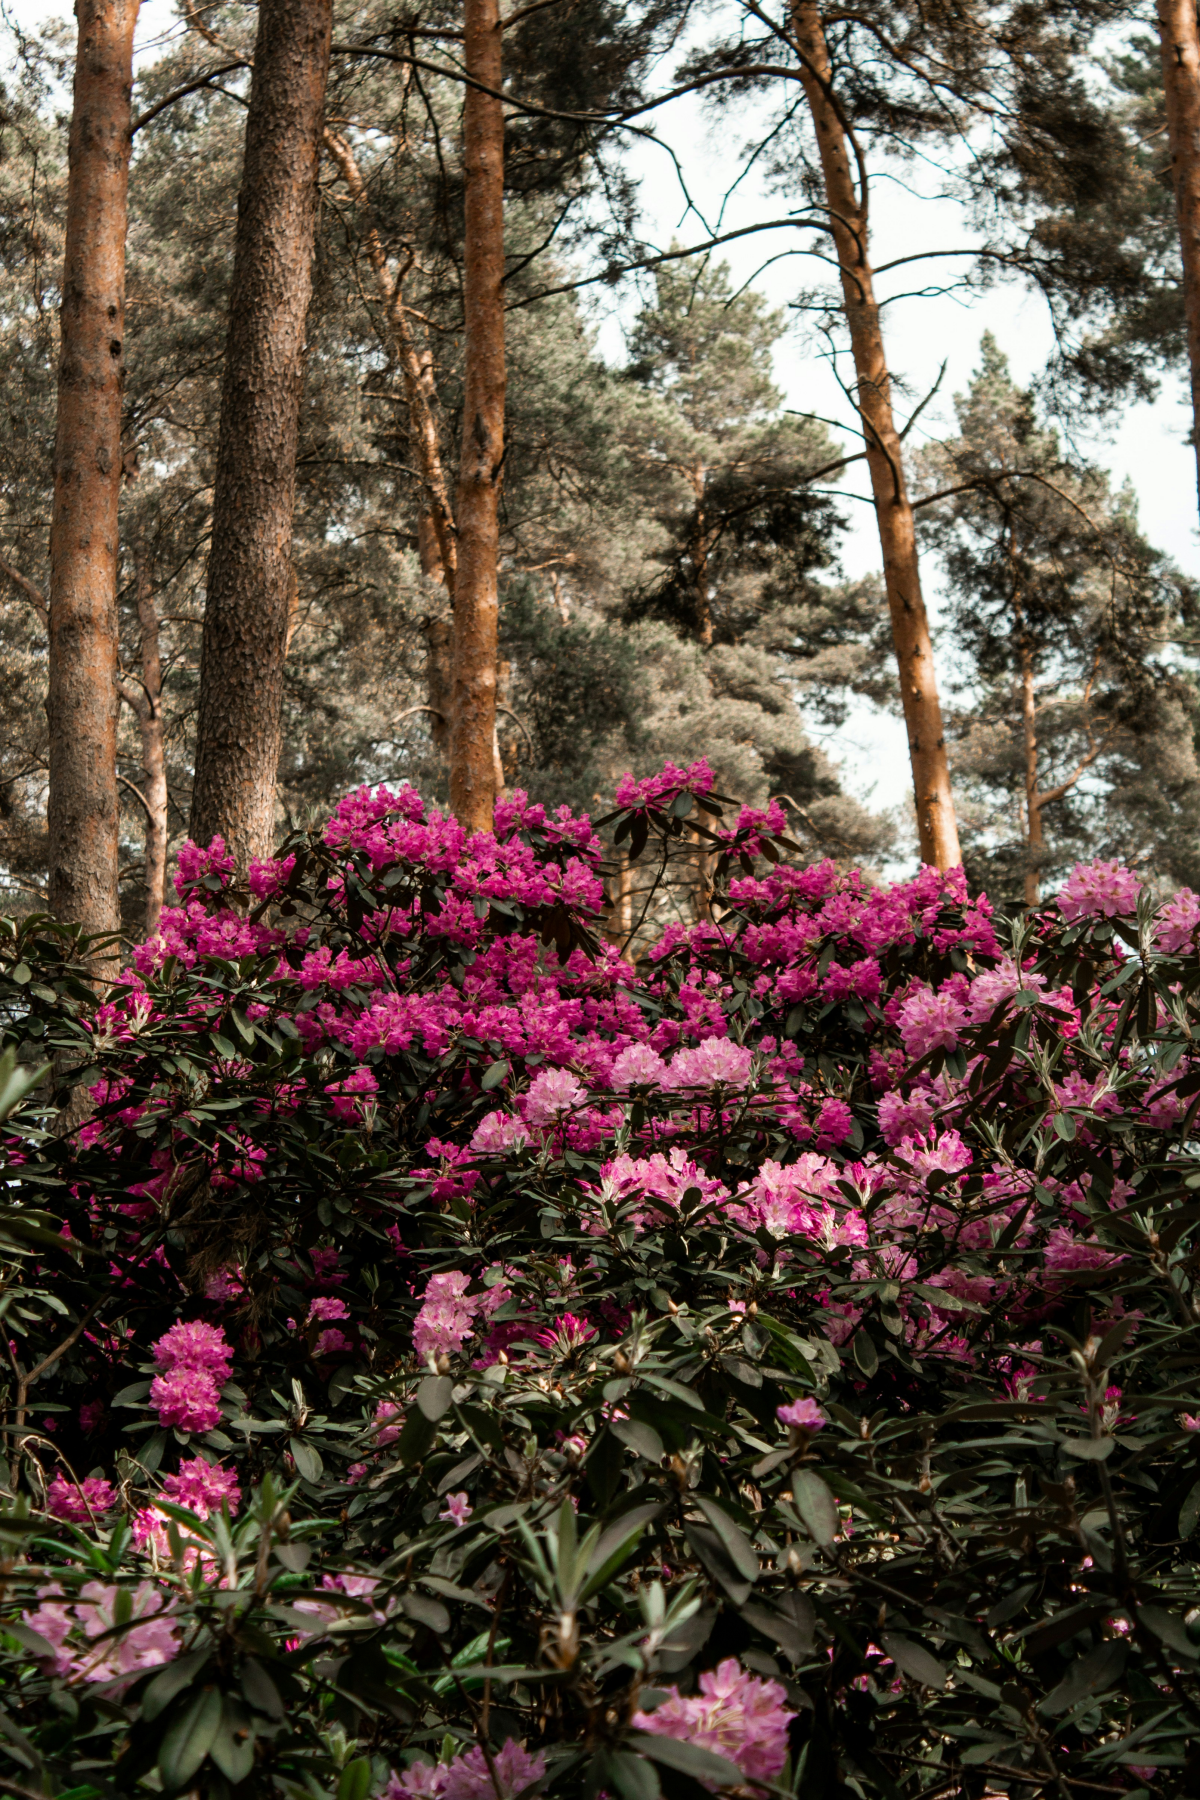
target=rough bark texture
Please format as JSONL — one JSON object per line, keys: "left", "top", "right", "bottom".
{"left": 323, "top": 129, "right": 457, "bottom": 753}
{"left": 190, "top": 0, "right": 332, "bottom": 871}
{"left": 791, "top": 0, "right": 961, "bottom": 870}
{"left": 117, "top": 554, "right": 168, "bottom": 939}
{"left": 1021, "top": 642, "right": 1042, "bottom": 906}
{"left": 1157, "top": 0, "right": 1200, "bottom": 516}
{"left": 46, "top": 0, "right": 139, "bottom": 937}
{"left": 451, "top": 0, "right": 506, "bottom": 833}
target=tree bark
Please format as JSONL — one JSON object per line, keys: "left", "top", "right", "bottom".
{"left": 323, "top": 129, "right": 457, "bottom": 753}
{"left": 190, "top": 0, "right": 332, "bottom": 871}
{"left": 117, "top": 552, "right": 168, "bottom": 939}
{"left": 451, "top": 0, "right": 506, "bottom": 833}
{"left": 1020, "top": 641, "right": 1042, "bottom": 906}
{"left": 46, "top": 0, "right": 140, "bottom": 938}
{"left": 790, "top": 0, "right": 961, "bottom": 870}
{"left": 1156, "top": 0, "right": 1200, "bottom": 517}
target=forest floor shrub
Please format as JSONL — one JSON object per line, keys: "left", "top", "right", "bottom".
{"left": 2, "top": 762, "right": 1200, "bottom": 1799}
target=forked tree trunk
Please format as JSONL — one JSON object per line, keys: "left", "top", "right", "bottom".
{"left": 1156, "top": 0, "right": 1200, "bottom": 517}
{"left": 190, "top": 0, "right": 332, "bottom": 871}
{"left": 323, "top": 129, "right": 457, "bottom": 753}
{"left": 46, "top": 0, "right": 140, "bottom": 938}
{"left": 117, "top": 553, "right": 168, "bottom": 939}
{"left": 790, "top": 0, "right": 961, "bottom": 870}
{"left": 451, "top": 0, "right": 506, "bottom": 833}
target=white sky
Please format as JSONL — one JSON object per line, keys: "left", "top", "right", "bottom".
{"left": 7, "top": 0, "right": 1195, "bottom": 847}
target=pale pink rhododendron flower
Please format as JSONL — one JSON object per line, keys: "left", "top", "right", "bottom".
{"left": 609, "top": 1041, "right": 669, "bottom": 1089}
{"left": 523, "top": 1066, "right": 586, "bottom": 1125}
{"left": 778, "top": 1397, "right": 827, "bottom": 1432}
{"left": 469, "top": 1110, "right": 531, "bottom": 1155}
{"left": 24, "top": 1580, "right": 181, "bottom": 1686}
{"left": 897, "top": 986, "right": 969, "bottom": 1060}
{"left": 632, "top": 1657, "right": 796, "bottom": 1785}
{"left": 439, "top": 1491, "right": 472, "bottom": 1525}
{"left": 1156, "top": 886, "right": 1200, "bottom": 953}
{"left": 412, "top": 1269, "right": 512, "bottom": 1364}
{"left": 373, "top": 1400, "right": 404, "bottom": 1445}
{"left": 1057, "top": 859, "right": 1142, "bottom": 922}
{"left": 668, "top": 1035, "right": 753, "bottom": 1090}
{"left": 385, "top": 1741, "right": 546, "bottom": 1800}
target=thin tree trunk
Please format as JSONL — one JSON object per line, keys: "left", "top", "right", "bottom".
{"left": 790, "top": 0, "right": 961, "bottom": 870}
{"left": 118, "top": 553, "right": 168, "bottom": 938}
{"left": 46, "top": 0, "right": 140, "bottom": 938}
{"left": 1156, "top": 0, "right": 1200, "bottom": 517}
{"left": 1020, "top": 641, "right": 1042, "bottom": 907}
{"left": 190, "top": 0, "right": 332, "bottom": 871}
{"left": 323, "top": 129, "right": 457, "bottom": 753}
{"left": 451, "top": 0, "right": 506, "bottom": 833}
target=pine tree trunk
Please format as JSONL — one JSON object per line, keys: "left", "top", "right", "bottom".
{"left": 190, "top": 0, "right": 332, "bottom": 871}
{"left": 323, "top": 130, "right": 457, "bottom": 753}
{"left": 790, "top": 0, "right": 961, "bottom": 870}
{"left": 1156, "top": 0, "right": 1200, "bottom": 516}
{"left": 1021, "top": 642, "right": 1042, "bottom": 907}
{"left": 46, "top": 0, "right": 140, "bottom": 938}
{"left": 451, "top": 0, "right": 506, "bottom": 833}
{"left": 133, "top": 554, "right": 167, "bottom": 937}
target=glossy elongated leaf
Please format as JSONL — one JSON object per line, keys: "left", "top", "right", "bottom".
{"left": 791, "top": 1470, "right": 839, "bottom": 1546}
{"left": 881, "top": 1633, "right": 947, "bottom": 1691}
{"left": 740, "top": 1591, "right": 816, "bottom": 1662}
{"left": 158, "top": 1684, "right": 222, "bottom": 1790}
{"left": 142, "top": 1648, "right": 211, "bottom": 1723}
{"left": 289, "top": 1436, "right": 323, "bottom": 1482}
{"left": 693, "top": 1496, "right": 759, "bottom": 1584}
{"left": 684, "top": 1522, "right": 753, "bottom": 1606}
{"left": 606, "top": 1749, "right": 661, "bottom": 1800}
{"left": 627, "top": 1732, "right": 744, "bottom": 1788}
{"left": 611, "top": 1416, "right": 664, "bottom": 1464}
{"left": 1040, "top": 1638, "right": 1127, "bottom": 1714}
{"left": 417, "top": 1375, "right": 454, "bottom": 1421}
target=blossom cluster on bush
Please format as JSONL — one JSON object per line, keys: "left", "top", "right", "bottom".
{"left": 4, "top": 759, "right": 1200, "bottom": 1798}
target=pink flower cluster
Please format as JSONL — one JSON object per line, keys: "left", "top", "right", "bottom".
{"left": 1058, "top": 859, "right": 1142, "bottom": 922}
{"left": 23, "top": 1581, "right": 180, "bottom": 1686}
{"left": 632, "top": 1658, "right": 795, "bottom": 1784}
{"left": 46, "top": 1475, "right": 117, "bottom": 1523}
{"left": 412, "top": 1270, "right": 512, "bottom": 1364}
{"left": 149, "top": 1320, "right": 231, "bottom": 1434}
{"left": 386, "top": 1741, "right": 546, "bottom": 1800}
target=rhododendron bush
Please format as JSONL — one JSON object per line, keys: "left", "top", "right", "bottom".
{"left": 2, "top": 767, "right": 1200, "bottom": 1797}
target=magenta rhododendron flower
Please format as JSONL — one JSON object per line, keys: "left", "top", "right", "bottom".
{"left": 633, "top": 1658, "right": 795, "bottom": 1784}
{"left": 151, "top": 1320, "right": 232, "bottom": 1382}
{"left": 307, "top": 1295, "right": 350, "bottom": 1324}
{"left": 160, "top": 1456, "right": 240, "bottom": 1518}
{"left": 150, "top": 1367, "right": 222, "bottom": 1433}
{"left": 46, "top": 1476, "right": 116, "bottom": 1523}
